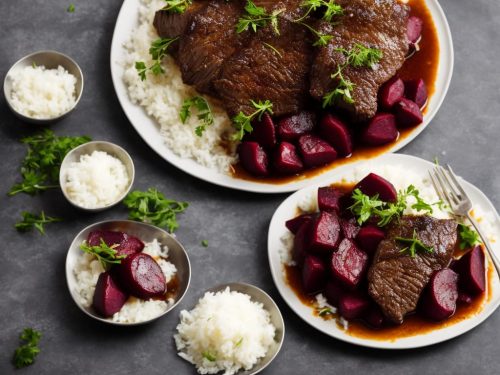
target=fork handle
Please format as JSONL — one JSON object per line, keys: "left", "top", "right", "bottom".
{"left": 467, "top": 212, "right": 500, "bottom": 276}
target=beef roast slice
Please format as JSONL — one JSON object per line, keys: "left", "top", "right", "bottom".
{"left": 214, "top": 1, "right": 313, "bottom": 117}
{"left": 368, "top": 216, "right": 457, "bottom": 324}
{"left": 310, "top": 0, "right": 409, "bottom": 121}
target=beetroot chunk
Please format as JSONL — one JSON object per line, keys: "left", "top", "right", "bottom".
{"left": 92, "top": 272, "right": 128, "bottom": 318}
{"left": 361, "top": 113, "right": 398, "bottom": 146}
{"left": 239, "top": 141, "right": 269, "bottom": 176}
{"left": 379, "top": 76, "right": 405, "bottom": 110}
{"left": 364, "top": 305, "right": 385, "bottom": 328}
{"left": 273, "top": 142, "right": 303, "bottom": 175}
{"left": 293, "top": 221, "right": 312, "bottom": 265}
{"left": 452, "top": 245, "right": 486, "bottom": 295}
{"left": 88, "top": 230, "right": 144, "bottom": 257}
{"left": 405, "top": 78, "right": 428, "bottom": 108}
{"left": 356, "top": 225, "right": 385, "bottom": 255}
{"left": 330, "top": 239, "right": 369, "bottom": 289}
{"left": 298, "top": 134, "right": 337, "bottom": 167}
{"left": 248, "top": 113, "right": 276, "bottom": 149}
{"left": 407, "top": 16, "right": 423, "bottom": 44}
{"left": 310, "top": 211, "right": 341, "bottom": 255}
{"left": 285, "top": 213, "right": 314, "bottom": 235}
{"left": 394, "top": 98, "right": 423, "bottom": 128}
{"left": 339, "top": 292, "right": 370, "bottom": 320}
{"left": 354, "top": 173, "right": 398, "bottom": 202}
{"left": 318, "top": 114, "right": 353, "bottom": 157}
{"left": 318, "top": 186, "right": 344, "bottom": 213}
{"left": 341, "top": 218, "right": 360, "bottom": 239}
{"left": 420, "top": 268, "right": 459, "bottom": 321}
{"left": 278, "top": 111, "right": 316, "bottom": 141}
{"left": 302, "top": 255, "right": 327, "bottom": 294}
{"left": 324, "top": 280, "right": 345, "bottom": 307}
{"left": 118, "top": 253, "right": 166, "bottom": 299}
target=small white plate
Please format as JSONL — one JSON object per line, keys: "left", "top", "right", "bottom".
{"left": 267, "top": 153, "right": 500, "bottom": 349}
{"left": 110, "top": 0, "right": 454, "bottom": 193}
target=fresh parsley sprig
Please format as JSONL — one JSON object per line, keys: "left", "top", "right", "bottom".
{"left": 15, "top": 211, "right": 61, "bottom": 235}
{"left": 396, "top": 229, "right": 434, "bottom": 257}
{"left": 136, "top": 37, "right": 179, "bottom": 81}
{"left": 458, "top": 223, "right": 482, "bottom": 250}
{"left": 322, "top": 65, "right": 355, "bottom": 106}
{"left": 236, "top": 0, "right": 283, "bottom": 35}
{"left": 12, "top": 328, "right": 41, "bottom": 369}
{"left": 161, "top": 0, "right": 192, "bottom": 13}
{"left": 296, "top": 0, "right": 343, "bottom": 23}
{"left": 295, "top": 21, "right": 333, "bottom": 47}
{"left": 80, "top": 239, "right": 125, "bottom": 269}
{"left": 123, "top": 188, "right": 188, "bottom": 233}
{"left": 231, "top": 99, "right": 273, "bottom": 141}
{"left": 180, "top": 96, "right": 214, "bottom": 137}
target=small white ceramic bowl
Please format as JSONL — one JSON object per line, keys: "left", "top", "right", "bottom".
{"left": 59, "top": 141, "right": 135, "bottom": 212}
{"left": 66, "top": 220, "right": 191, "bottom": 326}
{"left": 3, "top": 50, "right": 84, "bottom": 124}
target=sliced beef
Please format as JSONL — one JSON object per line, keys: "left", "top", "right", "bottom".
{"left": 309, "top": 0, "right": 410, "bottom": 121}
{"left": 368, "top": 215, "right": 457, "bottom": 324}
{"left": 153, "top": 2, "right": 207, "bottom": 39}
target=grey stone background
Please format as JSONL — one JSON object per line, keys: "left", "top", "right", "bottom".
{"left": 0, "top": 0, "right": 499, "bottom": 374}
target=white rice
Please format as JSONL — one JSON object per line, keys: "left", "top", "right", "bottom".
{"left": 174, "top": 287, "right": 276, "bottom": 375}
{"left": 73, "top": 238, "right": 176, "bottom": 323}
{"left": 122, "top": 0, "right": 237, "bottom": 173}
{"left": 9, "top": 64, "right": 76, "bottom": 119}
{"left": 63, "top": 150, "right": 130, "bottom": 209}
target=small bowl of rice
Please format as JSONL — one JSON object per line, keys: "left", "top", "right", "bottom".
{"left": 3, "top": 50, "right": 83, "bottom": 124}
{"left": 59, "top": 141, "right": 135, "bottom": 211}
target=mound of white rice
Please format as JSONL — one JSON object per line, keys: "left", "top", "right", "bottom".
{"left": 73, "top": 238, "right": 176, "bottom": 323}
{"left": 174, "top": 287, "right": 276, "bottom": 375}
{"left": 122, "top": 0, "right": 237, "bottom": 173}
{"left": 9, "top": 64, "right": 77, "bottom": 119}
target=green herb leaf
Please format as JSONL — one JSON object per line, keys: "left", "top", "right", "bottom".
{"left": 458, "top": 223, "right": 482, "bottom": 250}
{"left": 202, "top": 350, "right": 217, "bottom": 362}
{"left": 322, "top": 65, "right": 355, "bottom": 106}
{"left": 231, "top": 99, "right": 273, "bottom": 141}
{"left": 161, "top": 0, "right": 192, "bottom": 13}
{"left": 396, "top": 229, "right": 434, "bottom": 257}
{"left": 80, "top": 239, "right": 126, "bottom": 269}
{"left": 123, "top": 188, "right": 188, "bottom": 233}
{"left": 318, "top": 307, "right": 334, "bottom": 316}
{"left": 67, "top": 3, "right": 75, "bottom": 13}
{"left": 201, "top": 240, "right": 209, "bottom": 247}
{"left": 262, "top": 42, "right": 283, "bottom": 57}
{"left": 15, "top": 211, "right": 61, "bottom": 235}
{"left": 180, "top": 96, "right": 214, "bottom": 137}
{"left": 12, "top": 328, "right": 41, "bottom": 369}
{"left": 296, "top": 0, "right": 343, "bottom": 23}
{"left": 236, "top": 0, "right": 283, "bottom": 35}
{"left": 135, "top": 37, "right": 178, "bottom": 81}
{"left": 295, "top": 21, "right": 333, "bottom": 48}
{"left": 235, "top": 338, "right": 243, "bottom": 347}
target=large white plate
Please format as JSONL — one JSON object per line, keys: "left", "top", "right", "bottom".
{"left": 267, "top": 153, "right": 500, "bottom": 349}
{"left": 110, "top": 0, "right": 454, "bottom": 193}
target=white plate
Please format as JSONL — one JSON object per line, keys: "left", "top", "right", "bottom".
{"left": 110, "top": 0, "right": 454, "bottom": 193}
{"left": 267, "top": 153, "right": 500, "bottom": 349}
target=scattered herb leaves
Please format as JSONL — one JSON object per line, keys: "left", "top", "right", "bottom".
{"left": 136, "top": 37, "right": 179, "bottom": 80}
{"left": 202, "top": 350, "right": 217, "bottom": 362}
{"left": 296, "top": 0, "right": 343, "bottom": 23}
{"left": 295, "top": 21, "right": 333, "bottom": 47}
{"left": 67, "top": 3, "right": 75, "bottom": 13}
{"left": 161, "top": 0, "right": 192, "bottom": 13}
{"left": 15, "top": 211, "right": 61, "bottom": 235}
{"left": 180, "top": 96, "right": 214, "bottom": 136}
{"left": 201, "top": 240, "right": 209, "bottom": 247}
{"left": 262, "top": 42, "right": 283, "bottom": 57}
{"left": 236, "top": 0, "right": 283, "bottom": 34}
{"left": 231, "top": 99, "right": 273, "bottom": 141}
{"left": 458, "top": 223, "right": 482, "bottom": 250}
{"left": 318, "top": 307, "right": 334, "bottom": 316}
{"left": 235, "top": 338, "right": 243, "bottom": 347}
{"left": 12, "top": 328, "right": 41, "bottom": 369}
{"left": 396, "top": 229, "right": 434, "bottom": 257}
{"left": 80, "top": 239, "right": 125, "bottom": 269}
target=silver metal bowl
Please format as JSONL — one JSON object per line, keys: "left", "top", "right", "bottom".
{"left": 59, "top": 141, "right": 135, "bottom": 212}
{"left": 65, "top": 220, "right": 191, "bottom": 326}
{"left": 3, "top": 50, "right": 84, "bottom": 124}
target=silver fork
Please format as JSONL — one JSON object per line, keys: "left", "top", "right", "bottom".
{"left": 429, "top": 164, "right": 500, "bottom": 275}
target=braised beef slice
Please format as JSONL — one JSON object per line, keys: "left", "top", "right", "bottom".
{"left": 368, "top": 215, "right": 457, "bottom": 324}
{"left": 309, "top": 0, "right": 409, "bottom": 121}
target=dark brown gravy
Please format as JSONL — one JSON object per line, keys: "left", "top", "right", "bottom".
{"left": 231, "top": 0, "right": 440, "bottom": 184}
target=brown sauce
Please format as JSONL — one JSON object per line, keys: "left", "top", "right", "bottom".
{"left": 231, "top": 0, "right": 440, "bottom": 184}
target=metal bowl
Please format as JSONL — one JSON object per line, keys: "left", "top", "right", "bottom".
{"left": 59, "top": 141, "right": 135, "bottom": 212}
{"left": 65, "top": 220, "right": 191, "bottom": 326}
{"left": 3, "top": 50, "right": 84, "bottom": 124}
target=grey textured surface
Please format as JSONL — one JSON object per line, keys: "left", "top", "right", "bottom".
{"left": 0, "top": 0, "right": 499, "bottom": 374}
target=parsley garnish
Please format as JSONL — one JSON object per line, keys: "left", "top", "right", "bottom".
{"left": 15, "top": 211, "right": 61, "bottom": 235}
{"left": 201, "top": 240, "right": 209, "bottom": 247}
{"left": 180, "top": 96, "right": 214, "bottom": 137}
{"left": 318, "top": 307, "right": 334, "bottom": 316}
{"left": 123, "top": 188, "right": 188, "bottom": 233}
{"left": 8, "top": 130, "right": 90, "bottom": 196}
{"left": 396, "top": 229, "right": 434, "bottom": 257}
{"left": 202, "top": 350, "right": 217, "bottom": 362}
{"left": 135, "top": 37, "right": 178, "bottom": 81}
{"left": 235, "top": 338, "right": 243, "bottom": 347}
{"left": 458, "top": 223, "right": 482, "bottom": 250}
{"left": 80, "top": 239, "right": 126, "bottom": 269}
{"left": 295, "top": 21, "right": 333, "bottom": 47}
{"left": 161, "top": 0, "right": 192, "bottom": 13}
{"left": 67, "top": 3, "right": 75, "bottom": 13}
{"left": 231, "top": 99, "right": 273, "bottom": 141}
{"left": 236, "top": 0, "right": 283, "bottom": 35}
{"left": 262, "top": 42, "right": 283, "bottom": 57}
{"left": 296, "top": 0, "right": 343, "bottom": 23}
{"left": 12, "top": 328, "right": 41, "bottom": 369}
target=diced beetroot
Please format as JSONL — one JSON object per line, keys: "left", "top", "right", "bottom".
{"left": 248, "top": 113, "right": 276, "bottom": 149}
{"left": 239, "top": 141, "right": 269, "bottom": 176}
{"left": 273, "top": 142, "right": 303, "bottom": 175}
{"left": 457, "top": 292, "right": 473, "bottom": 305}
{"left": 361, "top": 113, "right": 398, "bottom": 146}
{"left": 318, "top": 186, "right": 344, "bottom": 213}
{"left": 285, "top": 213, "right": 314, "bottom": 235}
{"left": 310, "top": 211, "right": 341, "bottom": 255}
{"left": 92, "top": 272, "right": 129, "bottom": 318}
{"left": 119, "top": 236, "right": 146, "bottom": 257}
{"left": 394, "top": 98, "right": 423, "bottom": 128}
{"left": 324, "top": 280, "right": 345, "bottom": 307}
{"left": 302, "top": 255, "right": 327, "bottom": 294}
{"left": 117, "top": 253, "right": 166, "bottom": 299}
{"left": 330, "top": 239, "right": 369, "bottom": 288}
{"left": 363, "top": 305, "right": 385, "bottom": 328}
{"left": 379, "top": 76, "right": 405, "bottom": 110}
{"left": 341, "top": 218, "right": 360, "bottom": 239}
{"left": 354, "top": 173, "right": 398, "bottom": 202}
{"left": 318, "top": 114, "right": 353, "bottom": 157}
{"left": 338, "top": 292, "right": 370, "bottom": 320}
{"left": 298, "top": 134, "right": 337, "bottom": 167}
{"left": 356, "top": 225, "right": 385, "bottom": 255}
{"left": 452, "top": 245, "right": 486, "bottom": 295}
{"left": 293, "top": 221, "right": 312, "bottom": 265}
{"left": 278, "top": 111, "right": 316, "bottom": 141}
{"left": 407, "top": 16, "right": 423, "bottom": 44}
{"left": 405, "top": 78, "right": 428, "bottom": 108}
{"left": 87, "top": 230, "right": 144, "bottom": 257}
{"left": 420, "top": 268, "right": 458, "bottom": 321}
